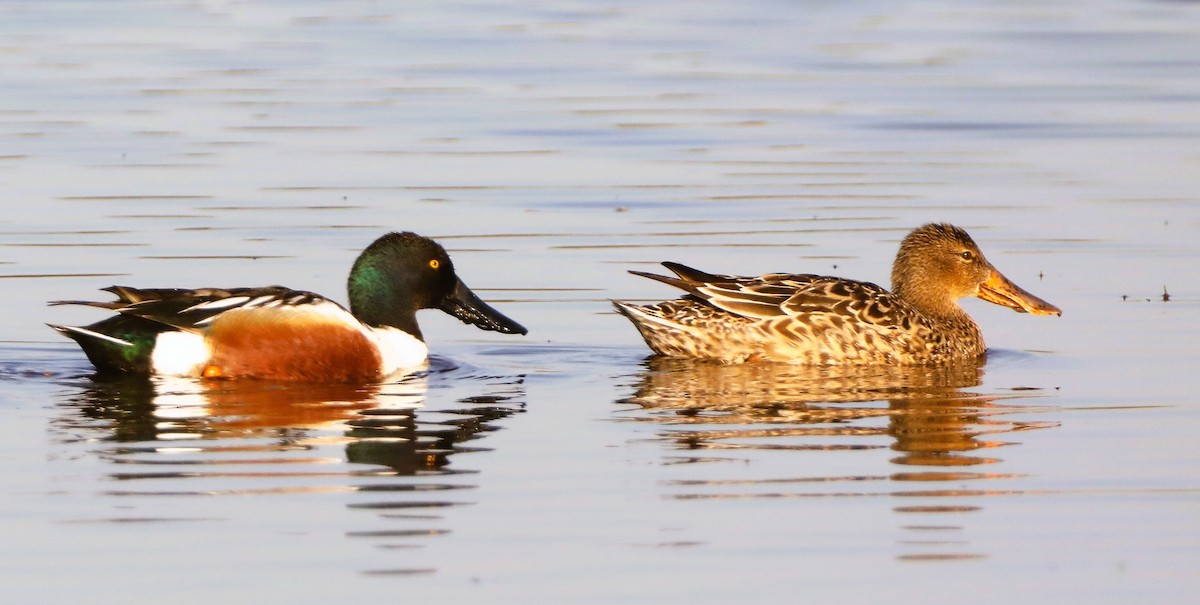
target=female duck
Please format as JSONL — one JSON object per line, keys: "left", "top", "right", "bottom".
{"left": 51, "top": 232, "right": 526, "bottom": 382}
{"left": 614, "top": 223, "right": 1060, "bottom": 364}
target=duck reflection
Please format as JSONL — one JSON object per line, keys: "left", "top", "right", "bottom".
{"left": 54, "top": 366, "right": 525, "bottom": 575}
{"left": 59, "top": 368, "right": 525, "bottom": 475}
{"left": 620, "top": 357, "right": 1059, "bottom": 561}
{"left": 620, "top": 356, "right": 1046, "bottom": 467}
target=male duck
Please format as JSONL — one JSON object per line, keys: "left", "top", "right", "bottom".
{"left": 50, "top": 232, "right": 527, "bottom": 382}
{"left": 614, "top": 223, "right": 1060, "bottom": 364}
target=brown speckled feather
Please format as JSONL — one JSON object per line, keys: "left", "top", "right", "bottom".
{"left": 615, "top": 224, "right": 1060, "bottom": 365}
{"left": 615, "top": 270, "right": 971, "bottom": 364}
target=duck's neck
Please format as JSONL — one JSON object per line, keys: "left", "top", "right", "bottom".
{"left": 348, "top": 264, "right": 423, "bottom": 339}
{"left": 942, "top": 309, "right": 986, "bottom": 358}
{"left": 892, "top": 278, "right": 960, "bottom": 320}
{"left": 893, "top": 282, "right": 986, "bottom": 356}
{"left": 910, "top": 297, "right": 986, "bottom": 358}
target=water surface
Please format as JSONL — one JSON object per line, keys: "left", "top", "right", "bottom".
{"left": 2, "top": 1, "right": 1199, "bottom": 603}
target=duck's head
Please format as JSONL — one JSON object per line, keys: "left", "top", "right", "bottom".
{"left": 347, "top": 232, "right": 527, "bottom": 339}
{"left": 890, "top": 223, "right": 1061, "bottom": 318}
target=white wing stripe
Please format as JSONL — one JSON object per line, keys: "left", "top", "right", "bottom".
{"left": 182, "top": 296, "right": 251, "bottom": 312}
{"left": 244, "top": 295, "right": 277, "bottom": 308}
{"left": 65, "top": 326, "right": 133, "bottom": 347}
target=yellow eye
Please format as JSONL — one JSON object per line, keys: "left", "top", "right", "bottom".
{"left": 428, "top": 259, "right": 440, "bottom": 269}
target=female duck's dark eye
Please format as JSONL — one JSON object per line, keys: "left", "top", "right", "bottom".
{"left": 960, "top": 250, "right": 974, "bottom": 261}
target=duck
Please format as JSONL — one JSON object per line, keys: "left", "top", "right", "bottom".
{"left": 50, "top": 231, "right": 527, "bottom": 382}
{"left": 613, "top": 223, "right": 1060, "bottom": 364}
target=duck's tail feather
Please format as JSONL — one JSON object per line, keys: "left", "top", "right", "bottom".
{"left": 48, "top": 315, "right": 168, "bottom": 374}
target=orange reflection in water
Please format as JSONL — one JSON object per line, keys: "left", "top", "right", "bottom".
{"left": 61, "top": 370, "right": 524, "bottom": 475}
{"left": 620, "top": 356, "right": 1054, "bottom": 467}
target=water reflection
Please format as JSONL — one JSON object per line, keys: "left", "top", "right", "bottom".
{"left": 618, "top": 356, "right": 1058, "bottom": 560}
{"left": 624, "top": 356, "right": 984, "bottom": 407}
{"left": 52, "top": 364, "right": 525, "bottom": 574}
{"left": 621, "top": 356, "right": 996, "bottom": 459}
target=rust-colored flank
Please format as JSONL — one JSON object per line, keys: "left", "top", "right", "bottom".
{"left": 205, "top": 309, "right": 383, "bottom": 382}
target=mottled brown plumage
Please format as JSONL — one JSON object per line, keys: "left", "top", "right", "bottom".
{"left": 614, "top": 223, "right": 1061, "bottom": 365}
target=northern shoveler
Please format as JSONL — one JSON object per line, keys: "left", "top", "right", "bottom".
{"left": 50, "top": 232, "right": 527, "bottom": 382}
{"left": 613, "top": 223, "right": 1061, "bottom": 364}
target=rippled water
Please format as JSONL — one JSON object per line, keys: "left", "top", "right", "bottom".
{"left": 2, "top": 1, "right": 1199, "bottom": 603}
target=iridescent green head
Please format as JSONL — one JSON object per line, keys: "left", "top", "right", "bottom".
{"left": 347, "top": 232, "right": 527, "bottom": 339}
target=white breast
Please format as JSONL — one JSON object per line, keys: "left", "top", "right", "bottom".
{"left": 150, "top": 331, "right": 211, "bottom": 377}
{"left": 370, "top": 326, "right": 429, "bottom": 377}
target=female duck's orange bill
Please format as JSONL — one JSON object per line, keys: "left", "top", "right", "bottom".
{"left": 976, "top": 269, "right": 1062, "bottom": 316}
